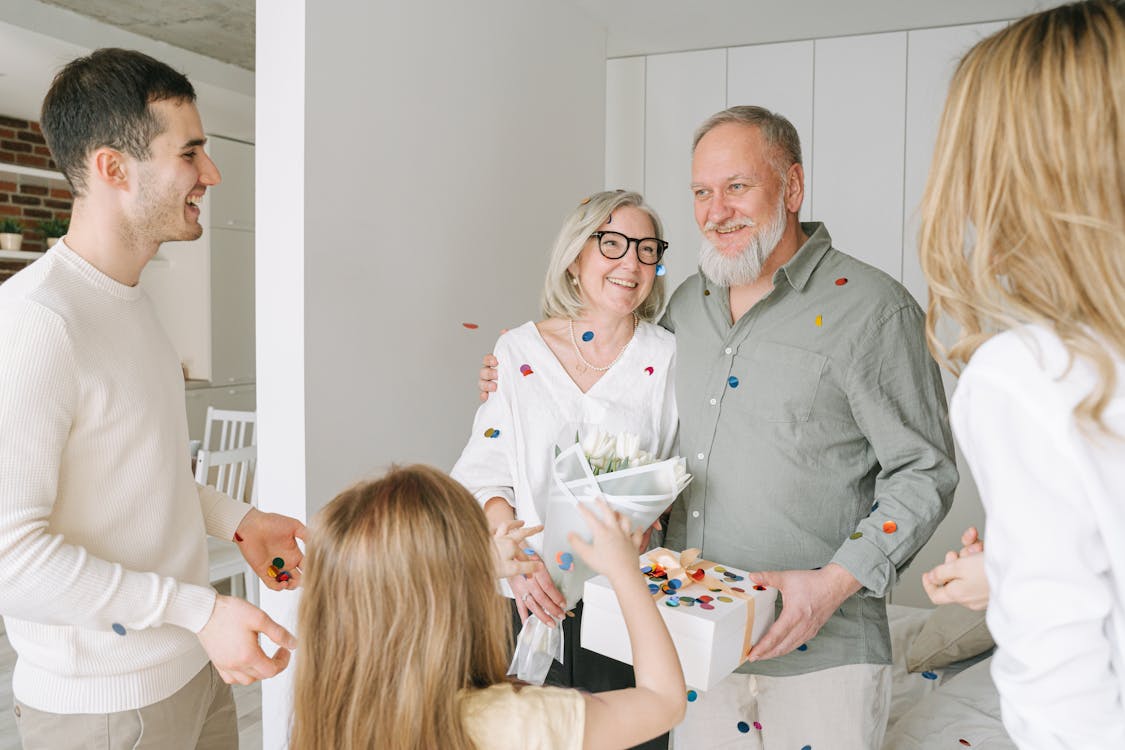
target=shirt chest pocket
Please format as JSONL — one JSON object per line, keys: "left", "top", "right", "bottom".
{"left": 731, "top": 341, "right": 827, "bottom": 422}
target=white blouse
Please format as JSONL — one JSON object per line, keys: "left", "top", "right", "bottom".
{"left": 452, "top": 320, "right": 678, "bottom": 549}
{"left": 951, "top": 324, "right": 1125, "bottom": 749}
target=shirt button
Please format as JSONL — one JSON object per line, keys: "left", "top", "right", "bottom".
{"left": 692, "top": 510, "right": 700, "bottom": 518}
{"left": 697, "top": 452, "right": 705, "bottom": 460}
{"left": 725, "top": 347, "right": 733, "bottom": 355}
{"left": 710, "top": 398, "right": 717, "bottom": 405}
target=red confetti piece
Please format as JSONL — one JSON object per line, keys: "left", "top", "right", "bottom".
{"left": 233, "top": 532, "right": 243, "bottom": 542}
{"left": 753, "top": 584, "right": 766, "bottom": 591}
{"left": 645, "top": 366, "right": 654, "bottom": 375}
{"left": 520, "top": 364, "right": 534, "bottom": 376}
{"left": 835, "top": 277, "right": 848, "bottom": 286}
{"left": 883, "top": 520, "right": 898, "bottom": 534}
{"left": 959, "top": 741, "right": 972, "bottom": 747}
{"left": 462, "top": 322, "right": 479, "bottom": 329}
{"left": 753, "top": 721, "right": 762, "bottom": 730}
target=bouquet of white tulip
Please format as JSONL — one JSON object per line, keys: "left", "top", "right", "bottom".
{"left": 509, "top": 428, "right": 691, "bottom": 684}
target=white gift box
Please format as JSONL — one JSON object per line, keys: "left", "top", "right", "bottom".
{"left": 580, "top": 548, "right": 778, "bottom": 690}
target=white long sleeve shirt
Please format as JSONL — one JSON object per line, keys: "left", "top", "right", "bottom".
{"left": 0, "top": 244, "right": 251, "bottom": 713}
{"left": 951, "top": 324, "right": 1125, "bottom": 749}
{"left": 451, "top": 320, "right": 678, "bottom": 576}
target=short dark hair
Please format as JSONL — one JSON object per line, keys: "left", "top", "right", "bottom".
{"left": 40, "top": 48, "right": 196, "bottom": 195}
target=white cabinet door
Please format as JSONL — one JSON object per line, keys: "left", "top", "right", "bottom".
{"left": 606, "top": 57, "right": 646, "bottom": 194}
{"left": 727, "top": 41, "right": 815, "bottom": 222}
{"left": 812, "top": 32, "right": 907, "bottom": 279}
{"left": 902, "top": 22, "right": 1007, "bottom": 306}
{"left": 210, "top": 228, "right": 255, "bottom": 385}
{"left": 206, "top": 136, "right": 254, "bottom": 231}
{"left": 644, "top": 49, "right": 727, "bottom": 291}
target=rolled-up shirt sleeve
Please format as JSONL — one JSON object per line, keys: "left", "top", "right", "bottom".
{"left": 451, "top": 334, "right": 517, "bottom": 509}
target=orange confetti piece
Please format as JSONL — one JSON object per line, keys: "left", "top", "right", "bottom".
{"left": 883, "top": 521, "right": 898, "bottom": 534}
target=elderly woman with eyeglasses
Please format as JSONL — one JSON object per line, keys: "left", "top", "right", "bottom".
{"left": 452, "top": 190, "right": 677, "bottom": 748}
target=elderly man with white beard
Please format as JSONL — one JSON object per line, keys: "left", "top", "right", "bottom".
{"left": 659, "top": 106, "right": 957, "bottom": 749}
{"left": 478, "top": 106, "right": 955, "bottom": 749}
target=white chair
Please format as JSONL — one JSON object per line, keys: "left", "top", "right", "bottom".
{"left": 195, "top": 407, "right": 259, "bottom": 605}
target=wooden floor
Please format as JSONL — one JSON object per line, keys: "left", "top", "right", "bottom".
{"left": 0, "top": 620, "right": 262, "bottom": 749}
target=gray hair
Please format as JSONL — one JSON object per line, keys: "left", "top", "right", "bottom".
{"left": 541, "top": 190, "right": 667, "bottom": 322}
{"left": 692, "top": 105, "right": 803, "bottom": 176}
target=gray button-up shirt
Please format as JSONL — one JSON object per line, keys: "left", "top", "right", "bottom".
{"left": 662, "top": 222, "right": 957, "bottom": 677}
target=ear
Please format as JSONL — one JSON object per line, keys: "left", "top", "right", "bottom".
{"left": 90, "top": 147, "right": 131, "bottom": 192}
{"left": 783, "top": 162, "right": 805, "bottom": 215}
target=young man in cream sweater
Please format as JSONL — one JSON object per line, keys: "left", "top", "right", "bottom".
{"left": 0, "top": 49, "right": 304, "bottom": 749}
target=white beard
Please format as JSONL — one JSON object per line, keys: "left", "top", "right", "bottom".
{"left": 698, "top": 191, "right": 788, "bottom": 287}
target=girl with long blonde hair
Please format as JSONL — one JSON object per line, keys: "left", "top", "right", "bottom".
{"left": 918, "top": 1, "right": 1125, "bottom": 746}
{"left": 290, "top": 464, "right": 685, "bottom": 749}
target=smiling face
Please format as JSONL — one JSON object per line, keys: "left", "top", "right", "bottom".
{"left": 691, "top": 122, "right": 797, "bottom": 285}
{"left": 125, "top": 98, "right": 221, "bottom": 245}
{"left": 568, "top": 205, "right": 658, "bottom": 319}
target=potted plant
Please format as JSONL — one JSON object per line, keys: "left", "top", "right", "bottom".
{"left": 38, "top": 217, "right": 69, "bottom": 247}
{"left": 0, "top": 218, "right": 24, "bottom": 251}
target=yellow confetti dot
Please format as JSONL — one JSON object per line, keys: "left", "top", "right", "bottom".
{"left": 815, "top": 315, "right": 823, "bottom": 327}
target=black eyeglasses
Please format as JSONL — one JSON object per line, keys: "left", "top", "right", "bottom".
{"left": 590, "top": 231, "right": 668, "bottom": 265}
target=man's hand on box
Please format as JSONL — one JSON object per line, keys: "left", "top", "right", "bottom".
{"left": 744, "top": 563, "right": 861, "bottom": 662}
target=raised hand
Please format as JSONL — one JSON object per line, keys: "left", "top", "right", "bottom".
{"left": 479, "top": 353, "right": 498, "bottom": 403}
{"left": 492, "top": 519, "right": 544, "bottom": 579}
{"left": 568, "top": 498, "right": 644, "bottom": 583}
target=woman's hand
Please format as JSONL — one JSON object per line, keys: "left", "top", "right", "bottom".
{"left": 509, "top": 555, "right": 567, "bottom": 627}
{"left": 922, "top": 527, "right": 990, "bottom": 611}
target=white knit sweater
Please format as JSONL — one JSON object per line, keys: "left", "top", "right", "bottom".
{"left": 0, "top": 243, "right": 251, "bottom": 713}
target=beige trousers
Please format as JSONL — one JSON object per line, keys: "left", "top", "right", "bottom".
{"left": 672, "top": 663, "right": 892, "bottom": 750}
{"left": 14, "top": 663, "right": 237, "bottom": 750}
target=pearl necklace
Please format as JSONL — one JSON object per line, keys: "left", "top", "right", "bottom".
{"left": 568, "top": 314, "right": 639, "bottom": 373}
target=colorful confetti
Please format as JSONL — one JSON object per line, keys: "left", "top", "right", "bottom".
{"left": 737, "top": 721, "right": 750, "bottom": 733}
{"left": 717, "top": 596, "right": 733, "bottom": 603}
{"left": 233, "top": 532, "right": 243, "bottom": 542}
{"left": 112, "top": 623, "right": 126, "bottom": 636}
{"left": 883, "top": 521, "right": 898, "bottom": 534}
{"left": 665, "top": 598, "right": 680, "bottom": 607}
{"left": 699, "top": 603, "right": 715, "bottom": 610}
{"left": 272, "top": 557, "right": 285, "bottom": 569}
{"left": 687, "top": 690, "right": 698, "bottom": 702}
{"left": 523, "top": 548, "right": 536, "bottom": 556}
{"left": 462, "top": 322, "right": 479, "bottom": 329}
{"left": 520, "top": 364, "right": 533, "bottom": 376}
{"left": 835, "top": 277, "right": 848, "bottom": 286}
{"left": 728, "top": 376, "right": 740, "bottom": 388}
{"left": 922, "top": 671, "right": 938, "bottom": 680}
{"left": 797, "top": 643, "right": 808, "bottom": 652}
{"left": 704, "top": 289, "right": 711, "bottom": 296}
{"left": 277, "top": 571, "right": 291, "bottom": 583}
{"left": 753, "top": 584, "right": 766, "bottom": 591}
{"left": 959, "top": 741, "right": 972, "bottom": 747}
{"left": 871, "top": 502, "right": 880, "bottom": 513}
{"left": 581, "top": 331, "right": 594, "bottom": 342}
{"left": 753, "top": 721, "right": 762, "bottom": 730}
{"left": 484, "top": 428, "right": 501, "bottom": 438}
{"left": 645, "top": 366, "right": 654, "bottom": 375}
{"left": 850, "top": 531, "right": 863, "bottom": 540}
{"left": 656, "top": 264, "right": 666, "bottom": 277}
{"left": 668, "top": 579, "right": 682, "bottom": 590}
{"left": 268, "top": 566, "right": 279, "bottom": 578}
{"left": 802, "top": 746, "right": 812, "bottom": 750}
{"left": 649, "top": 583, "right": 661, "bottom": 594}
{"left": 815, "top": 315, "right": 823, "bottom": 327}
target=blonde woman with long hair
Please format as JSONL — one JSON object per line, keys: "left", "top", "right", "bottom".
{"left": 290, "top": 464, "right": 685, "bottom": 750}
{"left": 917, "top": 1, "right": 1125, "bottom": 747}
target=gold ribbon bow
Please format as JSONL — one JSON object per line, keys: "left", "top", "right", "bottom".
{"left": 644, "top": 548, "right": 758, "bottom": 661}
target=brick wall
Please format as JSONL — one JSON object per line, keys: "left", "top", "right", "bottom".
{"left": 0, "top": 114, "right": 73, "bottom": 284}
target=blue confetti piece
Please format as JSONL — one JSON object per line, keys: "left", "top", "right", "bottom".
{"left": 802, "top": 746, "right": 813, "bottom": 750}
{"left": 559, "top": 562, "right": 572, "bottom": 571}
{"left": 523, "top": 548, "right": 536, "bottom": 556}
{"left": 797, "top": 643, "right": 808, "bottom": 651}
{"left": 687, "top": 689, "right": 698, "bottom": 702}
{"left": 922, "top": 671, "right": 938, "bottom": 680}
{"left": 668, "top": 578, "right": 681, "bottom": 590}
{"left": 649, "top": 583, "right": 660, "bottom": 594}
{"left": 582, "top": 330, "right": 594, "bottom": 342}
{"left": 737, "top": 721, "right": 750, "bottom": 733}
{"left": 728, "top": 376, "right": 740, "bottom": 388}
{"left": 871, "top": 502, "right": 880, "bottom": 513}
{"left": 655, "top": 264, "right": 666, "bottom": 277}
{"left": 112, "top": 623, "right": 126, "bottom": 636}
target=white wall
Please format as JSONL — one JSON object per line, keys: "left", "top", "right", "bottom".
{"left": 605, "top": 19, "right": 1018, "bottom": 608}
{"left": 257, "top": 1, "right": 605, "bottom": 745}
